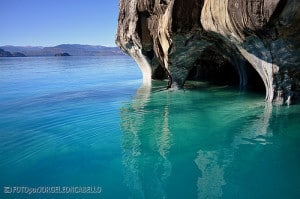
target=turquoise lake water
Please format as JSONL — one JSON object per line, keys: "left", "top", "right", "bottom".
{"left": 0, "top": 56, "right": 300, "bottom": 199}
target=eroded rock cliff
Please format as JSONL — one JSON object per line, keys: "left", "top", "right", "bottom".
{"left": 116, "top": 0, "right": 300, "bottom": 105}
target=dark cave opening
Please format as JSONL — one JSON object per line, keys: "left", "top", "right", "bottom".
{"left": 152, "top": 64, "right": 168, "bottom": 80}
{"left": 187, "top": 59, "right": 240, "bottom": 86}
{"left": 186, "top": 54, "right": 265, "bottom": 94}
{"left": 150, "top": 47, "right": 266, "bottom": 95}
{"left": 186, "top": 49, "right": 240, "bottom": 87}
{"left": 244, "top": 62, "right": 266, "bottom": 93}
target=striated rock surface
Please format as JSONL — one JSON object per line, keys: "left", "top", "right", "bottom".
{"left": 116, "top": 0, "right": 300, "bottom": 105}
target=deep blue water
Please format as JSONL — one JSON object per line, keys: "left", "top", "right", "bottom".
{"left": 0, "top": 56, "right": 299, "bottom": 199}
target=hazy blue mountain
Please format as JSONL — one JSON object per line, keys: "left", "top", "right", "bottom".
{"left": 0, "top": 44, "right": 124, "bottom": 56}
{"left": 0, "top": 46, "right": 42, "bottom": 57}
{"left": 0, "top": 46, "right": 43, "bottom": 52}
{"left": 0, "top": 48, "right": 12, "bottom": 57}
{"left": 0, "top": 48, "right": 26, "bottom": 57}
{"left": 11, "top": 52, "right": 26, "bottom": 57}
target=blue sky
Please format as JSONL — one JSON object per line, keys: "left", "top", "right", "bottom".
{"left": 0, "top": 0, "right": 120, "bottom": 46}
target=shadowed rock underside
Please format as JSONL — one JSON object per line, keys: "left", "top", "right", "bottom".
{"left": 116, "top": 0, "right": 300, "bottom": 105}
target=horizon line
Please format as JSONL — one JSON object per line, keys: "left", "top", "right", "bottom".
{"left": 0, "top": 43, "right": 118, "bottom": 48}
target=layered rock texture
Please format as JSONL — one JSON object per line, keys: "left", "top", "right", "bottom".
{"left": 116, "top": 0, "right": 300, "bottom": 105}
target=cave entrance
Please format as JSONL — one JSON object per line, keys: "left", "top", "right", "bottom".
{"left": 187, "top": 50, "right": 240, "bottom": 87}
{"left": 152, "top": 64, "right": 168, "bottom": 80}
{"left": 244, "top": 62, "right": 265, "bottom": 93}
{"left": 186, "top": 50, "right": 265, "bottom": 94}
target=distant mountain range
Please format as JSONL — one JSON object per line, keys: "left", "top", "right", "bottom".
{"left": 0, "top": 48, "right": 26, "bottom": 57}
{"left": 0, "top": 44, "right": 124, "bottom": 56}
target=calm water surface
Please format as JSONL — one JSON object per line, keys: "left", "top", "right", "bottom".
{"left": 0, "top": 56, "right": 299, "bottom": 199}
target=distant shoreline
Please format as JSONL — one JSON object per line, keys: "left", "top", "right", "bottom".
{"left": 0, "top": 54, "right": 128, "bottom": 58}
{"left": 0, "top": 44, "right": 124, "bottom": 57}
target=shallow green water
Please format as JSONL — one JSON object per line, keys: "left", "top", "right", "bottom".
{"left": 0, "top": 56, "right": 299, "bottom": 199}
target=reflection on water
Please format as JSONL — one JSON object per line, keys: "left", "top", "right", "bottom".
{"left": 195, "top": 150, "right": 226, "bottom": 198}
{"left": 120, "top": 82, "right": 300, "bottom": 198}
{"left": 121, "top": 84, "right": 172, "bottom": 198}
{"left": 232, "top": 103, "right": 273, "bottom": 147}
{"left": 195, "top": 103, "right": 273, "bottom": 198}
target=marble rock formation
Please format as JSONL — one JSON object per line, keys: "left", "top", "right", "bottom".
{"left": 116, "top": 0, "right": 300, "bottom": 105}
